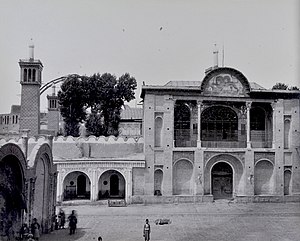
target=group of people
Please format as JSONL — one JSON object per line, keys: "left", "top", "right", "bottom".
{"left": 53, "top": 209, "right": 77, "bottom": 235}
{"left": 18, "top": 218, "right": 40, "bottom": 241}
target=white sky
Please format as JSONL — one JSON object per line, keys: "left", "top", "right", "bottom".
{"left": 0, "top": 0, "right": 299, "bottom": 113}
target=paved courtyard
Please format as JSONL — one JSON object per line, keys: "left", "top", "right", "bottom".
{"left": 40, "top": 201, "right": 300, "bottom": 241}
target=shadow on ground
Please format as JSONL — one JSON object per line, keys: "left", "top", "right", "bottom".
{"left": 40, "top": 228, "right": 87, "bottom": 241}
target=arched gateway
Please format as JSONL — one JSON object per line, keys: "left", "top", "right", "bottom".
{"left": 63, "top": 171, "right": 91, "bottom": 200}
{"left": 0, "top": 145, "right": 26, "bottom": 236}
{"left": 98, "top": 170, "right": 125, "bottom": 199}
{"left": 211, "top": 162, "right": 233, "bottom": 199}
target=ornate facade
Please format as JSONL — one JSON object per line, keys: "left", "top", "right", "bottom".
{"left": 140, "top": 67, "right": 300, "bottom": 203}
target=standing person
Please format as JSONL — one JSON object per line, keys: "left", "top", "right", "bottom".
{"left": 58, "top": 208, "right": 65, "bottom": 229}
{"left": 98, "top": 237, "right": 102, "bottom": 241}
{"left": 143, "top": 219, "right": 151, "bottom": 241}
{"left": 30, "top": 218, "right": 40, "bottom": 241}
{"left": 20, "top": 223, "right": 29, "bottom": 240}
{"left": 68, "top": 210, "right": 77, "bottom": 235}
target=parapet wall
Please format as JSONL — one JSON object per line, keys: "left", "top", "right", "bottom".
{"left": 0, "top": 135, "right": 144, "bottom": 160}
{"left": 52, "top": 136, "right": 144, "bottom": 159}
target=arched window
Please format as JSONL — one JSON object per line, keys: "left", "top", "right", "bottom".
{"left": 24, "top": 69, "right": 28, "bottom": 82}
{"left": 32, "top": 69, "right": 36, "bottom": 82}
{"left": 28, "top": 69, "right": 32, "bottom": 81}
{"left": 154, "top": 169, "right": 163, "bottom": 195}
{"left": 201, "top": 106, "right": 238, "bottom": 141}
{"left": 284, "top": 119, "right": 291, "bottom": 149}
{"left": 284, "top": 170, "right": 292, "bottom": 195}
{"left": 154, "top": 117, "right": 163, "bottom": 147}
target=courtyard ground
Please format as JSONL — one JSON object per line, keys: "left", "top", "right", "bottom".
{"left": 40, "top": 201, "right": 300, "bottom": 241}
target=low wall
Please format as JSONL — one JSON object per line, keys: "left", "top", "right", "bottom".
{"left": 131, "top": 195, "right": 214, "bottom": 204}
{"left": 235, "top": 195, "right": 300, "bottom": 203}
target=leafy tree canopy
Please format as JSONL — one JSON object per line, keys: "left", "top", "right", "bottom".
{"left": 272, "top": 82, "right": 288, "bottom": 90}
{"left": 58, "top": 73, "right": 137, "bottom": 137}
{"left": 58, "top": 75, "right": 87, "bottom": 137}
{"left": 288, "top": 86, "right": 299, "bottom": 90}
{"left": 272, "top": 83, "right": 299, "bottom": 91}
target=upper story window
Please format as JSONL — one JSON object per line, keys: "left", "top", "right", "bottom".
{"left": 250, "top": 107, "right": 265, "bottom": 130}
{"left": 174, "top": 102, "right": 191, "bottom": 146}
{"left": 33, "top": 69, "right": 36, "bottom": 82}
{"left": 201, "top": 106, "right": 238, "bottom": 141}
{"left": 24, "top": 69, "right": 28, "bottom": 82}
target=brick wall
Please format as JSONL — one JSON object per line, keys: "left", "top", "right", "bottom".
{"left": 20, "top": 84, "right": 40, "bottom": 136}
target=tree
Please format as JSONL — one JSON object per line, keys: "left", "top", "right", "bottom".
{"left": 272, "top": 83, "right": 288, "bottom": 90}
{"left": 85, "top": 113, "right": 105, "bottom": 137}
{"left": 58, "top": 73, "right": 137, "bottom": 137}
{"left": 58, "top": 75, "right": 87, "bottom": 137}
{"left": 288, "top": 86, "right": 299, "bottom": 90}
{"left": 85, "top": 73, "right": 137, "bottom": 136}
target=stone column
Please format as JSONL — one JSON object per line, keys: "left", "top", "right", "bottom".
{"left": 246, "top": 101, "right": 252, "bottom": 148}
{"left": 271, "top": 101, "right": 276, "bottom": 149}
{"left": 125, "top": 169, "right": 133, "bottom": 204}
{"left": 21, "top": 129, "right": 30, "bottom": 159}
{"left": 197, "top": 101, "right": 203, "bottom": 148}
{"left": 46, "top": 135, "right": 54, "bottom": 150}
{"left": 56, "top": 171, "right": 62, "bottom": 203}
{"left": 91, "top": 169, "right": 97, "bottom": 201}
{"left": 24, "top": 179, "right": 30, "bottom": 224}
{"left": 29, "top": 177, "right": 37, "bottom": 226}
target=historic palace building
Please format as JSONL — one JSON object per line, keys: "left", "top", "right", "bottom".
{"left": 140, "top": 67, "right": 300, "bottom": 203}
{"left": 0, "top": 46, "right": 300, "bottom": 217}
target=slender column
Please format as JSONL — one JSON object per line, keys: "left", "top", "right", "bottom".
{"left": 91, "top": 169, "right": 97, "bottom": 201}
{"left": 21, "top": 129, "right": 30, "bottom": 159}
{"left": 56, "top": 171, "right": 62, "bottom": 202}
{"left": 126, "top": 169, "right": 133, "bottom": 204}
{"left": 197, "top": 101, "right": 203, "bottom": 148}
{"left": 271, "top": 101, "right": 276, "bottom": 149}
{"left": 246, "top": 101, "right": 252, "bottom": 148}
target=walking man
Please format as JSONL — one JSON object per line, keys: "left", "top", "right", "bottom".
{"left": 143, "top": 219, "right": 150, "bottom": 241}
{"left": 68, "top": 210, "right": 77, "bottom": 235}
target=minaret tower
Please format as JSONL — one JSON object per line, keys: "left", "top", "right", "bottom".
{"left": 19, "top": 40, "right": 43, "bottom": 136}
{"left": 47, "top": 84, "right": 60, "bottom": 135}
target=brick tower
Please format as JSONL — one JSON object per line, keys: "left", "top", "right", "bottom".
{"left": 47, "top": 84, "right": 60, "bottom": 135}
{"left": 19, "top": 42, "right": 43, "bottom": 136}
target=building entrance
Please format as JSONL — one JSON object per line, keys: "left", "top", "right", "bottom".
{"left": 98, "top": 170, "right": 125, "bottom": 200}
{"left": 77, "top": 174, "right": 87, "bottom": 197}
{"left": 211, "top": 162, "right": 233, "bottom": 199}
{"left": 110, "top": 174, "right": 119, "bottom": 196}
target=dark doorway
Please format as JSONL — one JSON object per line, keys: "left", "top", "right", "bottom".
{"left": 77, "top": 175, "right": 86, "bottom": 196}
{"left": 284, "top": 170, "right": 291, "bottom": 195}
{"left": 211, "top": 162, "right": 233, "bottom": 199}
{"left": 110, "top": 174, "right": 119, "bottom": 196}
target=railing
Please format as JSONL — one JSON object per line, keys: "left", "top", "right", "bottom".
{"left": 251, "top": 131, "right": 272, "bottom": 148}
{"left": 174, "top": 129, "right": 197, "bottom": 147}
{"left": 174, "top": 129, "right": 273, "bottom": 148}
{"left": 201, "top": 140, "right": 246, "bottom": 148}
{"left": 174, "top": 129, "right": 246, "bottom": 148}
